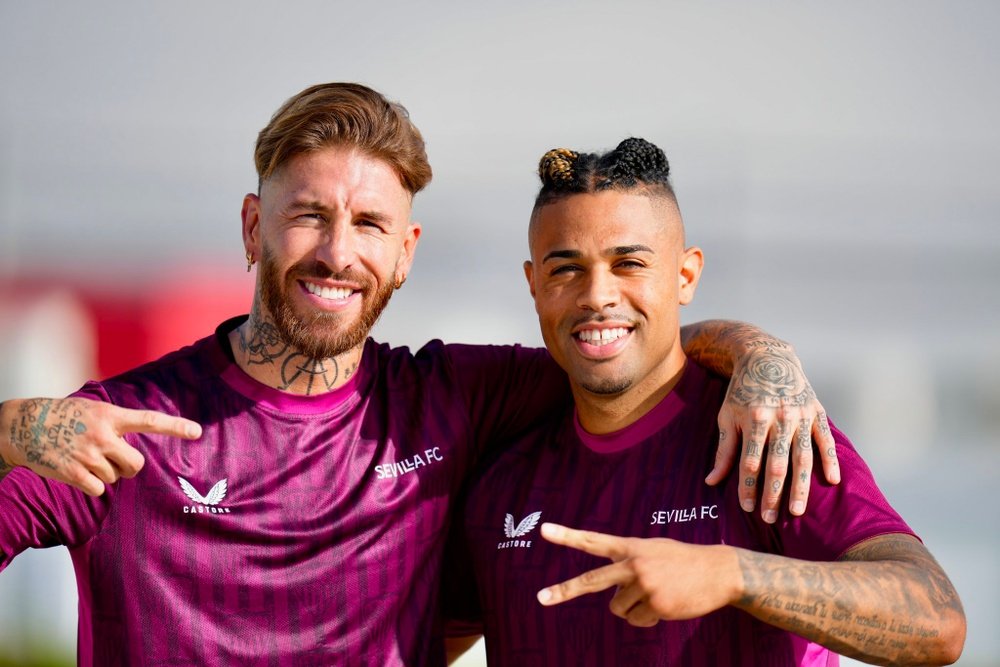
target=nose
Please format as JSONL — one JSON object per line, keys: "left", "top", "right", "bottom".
{"left": 576, "top": 268, "right": 619, "bottom": 312}
{"left": 316, "top": 220, "right": 356, "bottom": 273}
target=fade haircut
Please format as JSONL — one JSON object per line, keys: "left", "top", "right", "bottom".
{"left": 532, "top": 137, "right": 676, "bottom": 213}
{"left": 254, "top": 82, "right": 432, "bottom": 195}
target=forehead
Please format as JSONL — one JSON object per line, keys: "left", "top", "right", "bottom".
{"left": 530, "top": 191, "right": 680, "bottom": 253}
{"left": 263, "top": 145, "right": 411, "bottom": 213}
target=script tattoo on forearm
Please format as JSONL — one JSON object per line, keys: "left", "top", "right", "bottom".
{"left": 735, "top": 534, "right": 964, "bottom": 664}
{"left": 8, "top": 399, "right": 89, "bottom": 473}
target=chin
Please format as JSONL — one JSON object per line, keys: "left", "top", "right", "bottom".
{"left": 579, "top": 376, "right": 633, "bottom": 396}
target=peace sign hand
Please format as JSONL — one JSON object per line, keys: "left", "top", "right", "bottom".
{"left": 536, "top": 523, "right": 741, "bottom": 627}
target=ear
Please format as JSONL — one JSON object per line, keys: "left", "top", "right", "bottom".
{"left": 523, "top": 260, "right": 537, "bottom": 299}
{"left": 394, "top": 221, "right": 422, "bottom": 280}
{"left": 242, "top": 193, "right": 262, "bottom": 259}
{"left": 678, "top": 246, "right": 704, "bottom": 305}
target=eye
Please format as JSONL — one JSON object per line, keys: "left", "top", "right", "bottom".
{"left": 356, "top": 218, "right": 385, "bottom": 231}
{"left": 615, "top": 259, "right": 645, "bottom": 270}
{"left": 550, "top": 264, "right": 581, "bottom": 276}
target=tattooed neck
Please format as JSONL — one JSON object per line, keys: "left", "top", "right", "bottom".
{"left": 229, "top": 311, "right": 361, "bottom": 396}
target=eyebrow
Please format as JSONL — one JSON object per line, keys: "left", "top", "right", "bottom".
{"left": 542, "top": 244, "right": 654, "bottom": 263}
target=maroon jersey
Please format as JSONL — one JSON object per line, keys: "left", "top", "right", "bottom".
{"left": 447, "top": 361, "right": 915, "bottom": 666}
{"left": 0, "top": 317, "right": 568, "bottom": 666}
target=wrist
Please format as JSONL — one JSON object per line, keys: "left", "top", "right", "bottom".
{"left": 719, "top": 544, "right": 746, "bottom": 607}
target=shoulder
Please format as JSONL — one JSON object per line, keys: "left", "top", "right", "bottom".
{"left": 774, "top": 418, "right": 917, "bottom": 559}
{"left": 369, "top": 339, "right": 560, "bottom": 385}
{"left": 85, "top": 331, "right": 221, "bottom": 410}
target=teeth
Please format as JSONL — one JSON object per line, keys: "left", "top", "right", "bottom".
{"left": 305, "top": 282, "right": 352, "bottom": 300}
{"left": 576, "top": 328, "right": 630, "bottom": 346}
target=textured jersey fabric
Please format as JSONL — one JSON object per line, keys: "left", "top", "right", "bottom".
{"left": 446, "top": 361, "right": 915, "bottom": 666}
{"left": 0, "top": 316, "right": 568, "bottom": 666}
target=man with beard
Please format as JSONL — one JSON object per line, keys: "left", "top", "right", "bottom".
{"left": 0, "top": 85, "right": 836, "bottom": 666}
{"left": 444, "top": 139, "right": 964, "bottom": 665}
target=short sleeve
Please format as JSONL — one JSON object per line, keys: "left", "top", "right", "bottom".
{"left": 444, "top": 344, "right": 571, "bottom": 453}
{"left": 776, "top": 421, "right": 917, "bottom": 561}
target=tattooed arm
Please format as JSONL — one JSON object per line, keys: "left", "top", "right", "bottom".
{"left": 681, "top": 319, "right": 839, "bottom": 522}
{"left": 734, "top": 534, "right": 965, "bottom": 665}
{"left": 538, "top": 525, "right": 965, "bottom": 666}
{"left": 0, "top": 397, "right": 201, "bottom": 495}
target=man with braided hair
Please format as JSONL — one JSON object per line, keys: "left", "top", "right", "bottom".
{"left": 0, "top": 83, "right": 834, "bottom": 665}
{"left": 444, "top": 138, "right": 966, "bottom": 665}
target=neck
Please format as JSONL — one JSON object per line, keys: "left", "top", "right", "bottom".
{"left": 573, "top": 350, "right": 687, "bottom": 435}
{"left": 228, "top": 306, "right": 362, "bottom": 396}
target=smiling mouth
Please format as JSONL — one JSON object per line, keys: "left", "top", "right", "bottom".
{"left": 574, "top": 327, "right": 632, "bottom": 346}
{"left": 302, "top": 281, "right": 355, "bottom": 301}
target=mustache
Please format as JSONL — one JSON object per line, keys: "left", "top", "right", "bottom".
{"left": 286, "top": 260, "right": 368, "bottom": 285}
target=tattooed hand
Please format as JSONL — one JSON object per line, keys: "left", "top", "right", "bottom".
{"left": 708, "top": 343, "right": 839, "bottom": 522}
{"left": 680, "top": 320, "right": 839, "bottom": 523}
{"left": 0, "top": 397, "right": 202, "bottom": 496}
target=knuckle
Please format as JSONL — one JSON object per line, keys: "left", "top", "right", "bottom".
{"left": 578, "top": 569, "right": 601, "bottom": 588}
{"left": 766, "top": 462, "right": 787, "bottom": 479}
{"left": 608, "top": 598, "right": 629, "bottom": 618}
{"left": 69, "top": 468, "right": 93, "bottom": 489}
{"left": 140, "top": 411, "right": 159, "bottom": 429}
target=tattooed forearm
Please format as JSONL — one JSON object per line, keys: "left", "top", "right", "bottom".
{"left": 681, "top": 320, "right": 793, "bottom": 377}
{"left": 735, "top": 534, "right": 965, "bottom": 665}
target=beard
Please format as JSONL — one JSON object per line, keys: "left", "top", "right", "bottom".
{"left": 580, "top": 375, "right": 633, "bottom": 395}
{"left": 258, "top": 246, "right": 395, "bottom": 360}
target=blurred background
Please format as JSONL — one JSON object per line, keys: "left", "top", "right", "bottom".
{"left": 1, "top": 1, "right": 997, "bottom": 664}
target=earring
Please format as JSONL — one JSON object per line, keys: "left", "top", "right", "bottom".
{"left": 394, "top": 274, "right": 406, "bottom": 289}
{"left": 246, "top": 251, "right": 254, "bottom": 272}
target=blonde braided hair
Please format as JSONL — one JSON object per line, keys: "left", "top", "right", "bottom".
{"left": 538, "top": 148, "right": 579, "bottom": 185}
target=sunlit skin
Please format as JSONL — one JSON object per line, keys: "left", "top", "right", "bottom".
{"left": 524, "top": 190, "right": 703, "bottom": 434}
{"left": 232, "top": 146, "right": 421, "bottom": 393}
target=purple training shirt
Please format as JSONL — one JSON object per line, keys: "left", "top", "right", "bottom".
{"left": 446, "top": 361, "right": 915, "bottom": 666}
{"left": 0, "top": 316, "right": 568, "bottom": 666}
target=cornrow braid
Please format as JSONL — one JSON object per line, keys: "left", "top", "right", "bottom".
{"left": 532, "top": 137, "right": 675, "bottom": 210}
{"left": 601, "top": 137, "right": 671, "bottom": 189}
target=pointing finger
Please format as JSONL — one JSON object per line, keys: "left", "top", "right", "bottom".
{"left": 113, "top": 407, "right": 202, "bottom": 439}
{"left": 540, "top": 523, "right": 631, "bottom": 561}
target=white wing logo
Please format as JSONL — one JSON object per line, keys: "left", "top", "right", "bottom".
{"left": 504, "top": 511, "right": 542, "bottom": 538}
{"left": 178, "top": 477, "right": 228, "bottom": 506}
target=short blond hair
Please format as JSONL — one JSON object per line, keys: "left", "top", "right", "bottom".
{"left": 254, "top": 82, "right": 432, "bottom": 195}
